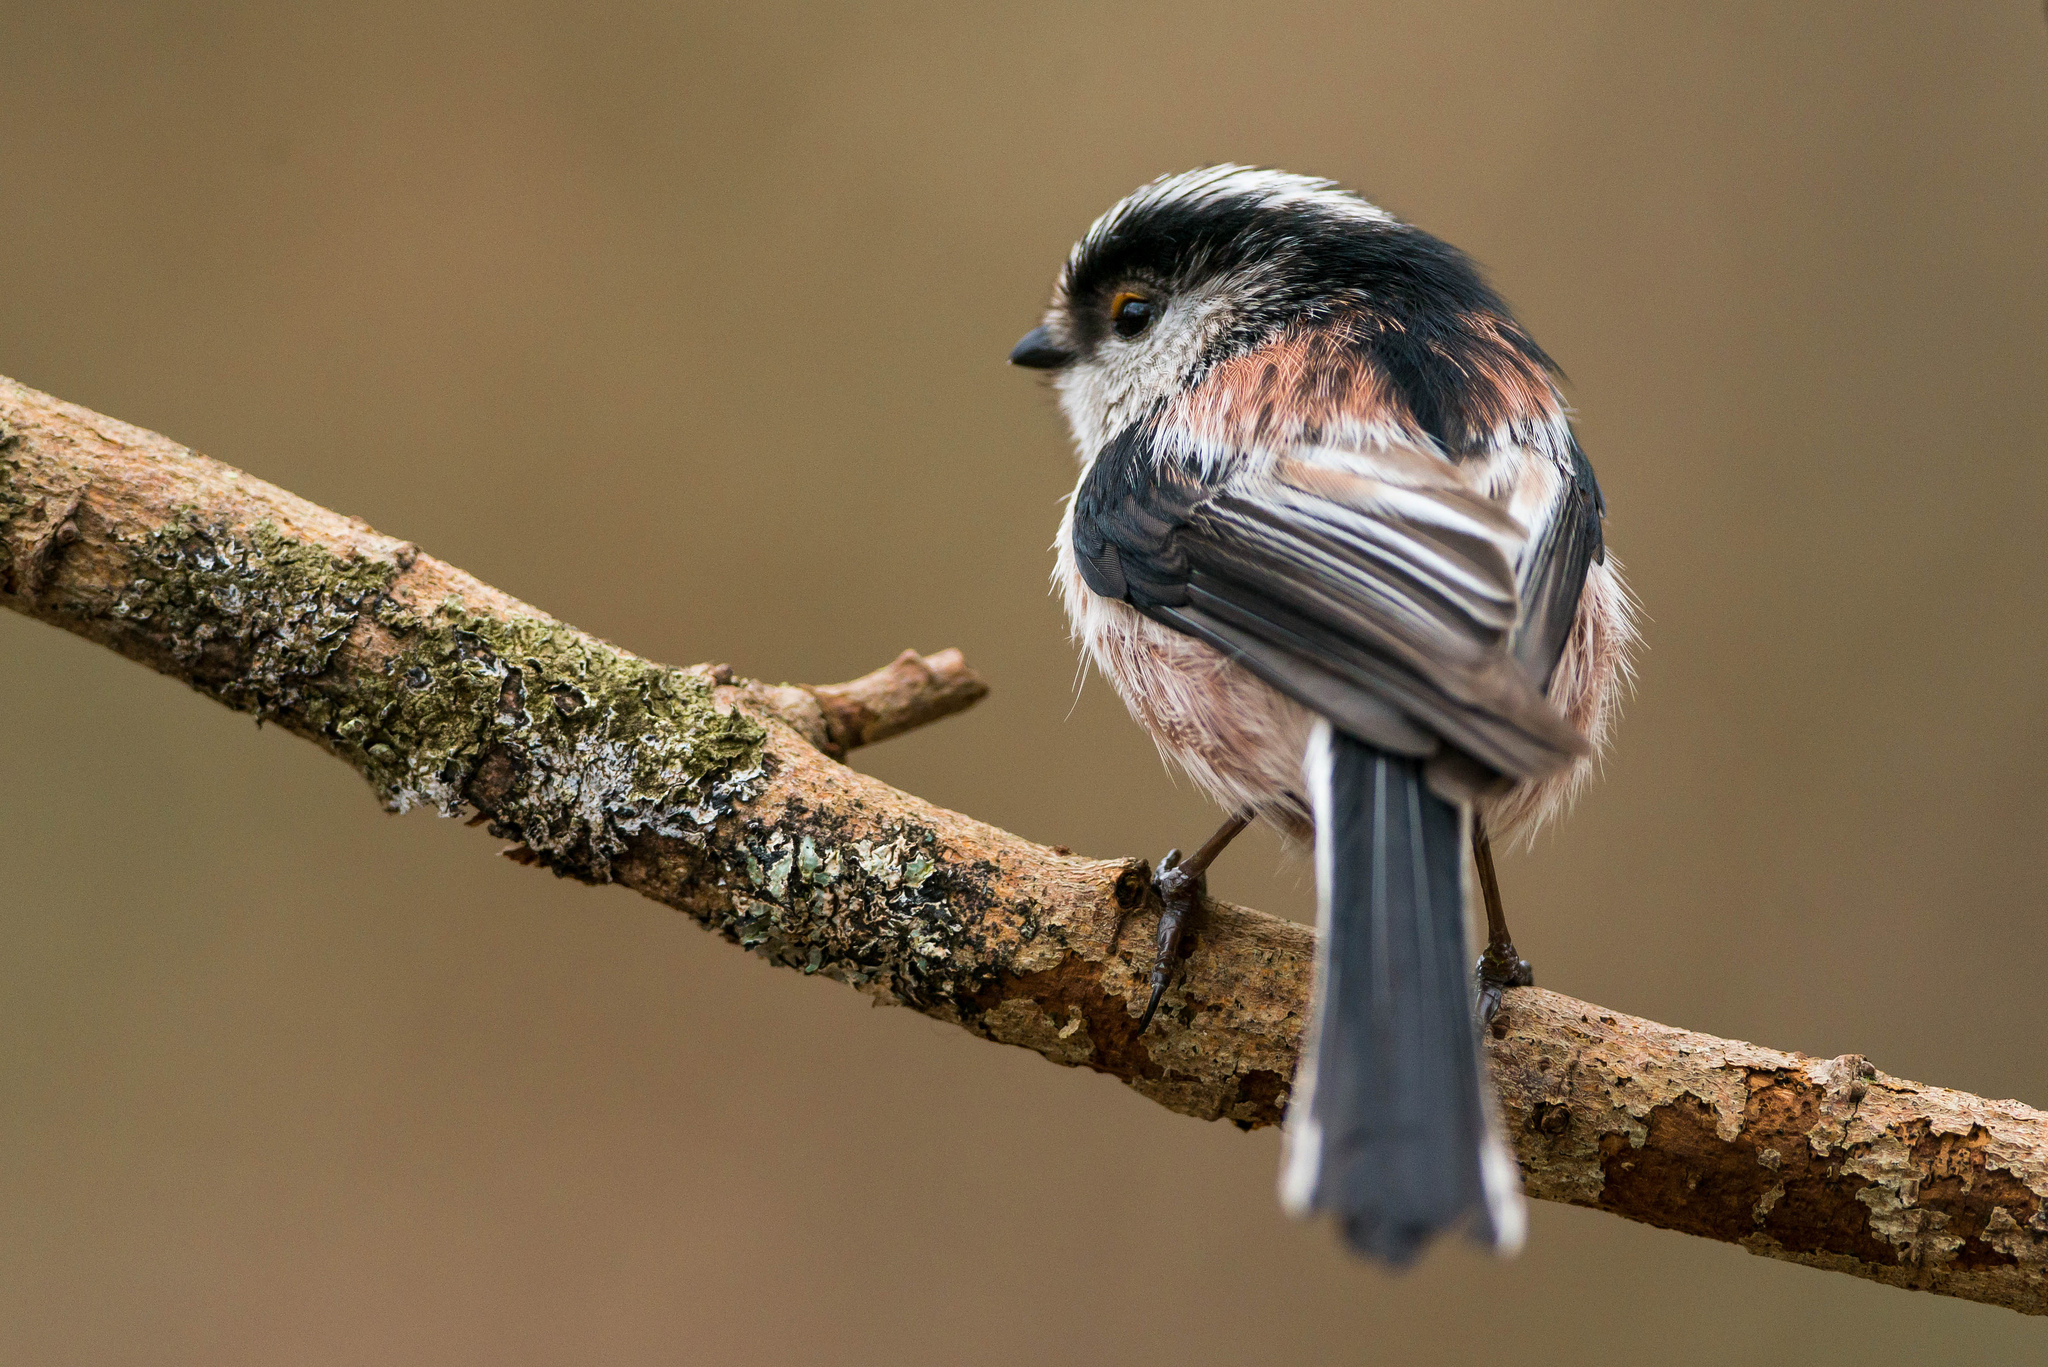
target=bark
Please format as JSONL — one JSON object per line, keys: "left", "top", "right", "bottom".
{"left": 2, "top": 373, "right": 2043, "bottom": 1315}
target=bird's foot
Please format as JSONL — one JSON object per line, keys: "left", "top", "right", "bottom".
{"left": 1475, "top": 941, "right": 1535, "bottom": 1027}
{"left": 1137, "top": 848, "right": 1207, "bottom": 1034}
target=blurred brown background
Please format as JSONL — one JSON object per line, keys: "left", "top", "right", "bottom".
{"left": 2, "top": 3, "right": 2045, "bottom": 1363}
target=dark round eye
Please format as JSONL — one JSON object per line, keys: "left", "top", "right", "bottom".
{"left": 1110, "top": 291, "right": 1156, "bottom": 338}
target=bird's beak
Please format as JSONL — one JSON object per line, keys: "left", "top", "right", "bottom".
{"left": 1008, "top": 325, "right": 1074, "bottom": 370}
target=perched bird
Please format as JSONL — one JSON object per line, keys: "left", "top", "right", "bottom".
{"left": 1009, "top": 167, "right": 1635, "bottom": 1263}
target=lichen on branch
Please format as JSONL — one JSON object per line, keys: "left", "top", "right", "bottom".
{"left": 96, "top": 509, "right": 768, "bottom": 879}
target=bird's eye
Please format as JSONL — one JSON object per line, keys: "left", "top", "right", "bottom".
{"left": 1110, "top": 291, "right": 1156, "bottom": 338}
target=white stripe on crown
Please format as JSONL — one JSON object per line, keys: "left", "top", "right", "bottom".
{"left": 1074, "top": 165, "right": 1394, "bottom": 271}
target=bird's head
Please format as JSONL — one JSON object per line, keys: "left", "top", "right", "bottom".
{"left": 1011, "top": 166, "right": 1553, "bottom": 460}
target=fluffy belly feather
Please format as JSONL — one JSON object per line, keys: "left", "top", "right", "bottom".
{"left": 1057, "top": 515, "right": 1318, "bottom": 837}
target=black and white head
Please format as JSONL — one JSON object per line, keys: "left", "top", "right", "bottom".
{"left": 1010, "top": 165, "right": 1562, "bottom": 462}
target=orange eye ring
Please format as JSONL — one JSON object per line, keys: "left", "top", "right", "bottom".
{"left": 1109, "top": 291, "right": 1157, "bottom": 338}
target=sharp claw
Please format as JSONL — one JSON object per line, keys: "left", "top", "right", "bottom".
{"left": 1138, "top": 850, "right": 1203, "bottom": 1035}
{"left": 1139, "top": 893, "right": 1183, "bottom": 1035}
{"left": 1475, "top": 948, "right": 1535, "bottom": 1026}
{"left": 1136, "top": 979, "right": 1168, "bottom": 1034}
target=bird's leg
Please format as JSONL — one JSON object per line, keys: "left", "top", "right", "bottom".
{"left": 1136, "top": 812, "right": 1250, "bottom": 1034}
{"left": 1472, "top": 814, "right": 1534, "bottom": 1025}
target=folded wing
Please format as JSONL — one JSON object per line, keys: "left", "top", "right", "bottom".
{"left": 1071, "top": 422, "right": 1586, "bottom": 782}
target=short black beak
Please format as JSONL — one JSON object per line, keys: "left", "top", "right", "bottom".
{"left": 1008, "top": 325, "right": 1074, "bottom": 370}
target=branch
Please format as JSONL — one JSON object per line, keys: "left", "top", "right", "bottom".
{"left": 3, "top": 373, "right": 2043, "bottom": 1316}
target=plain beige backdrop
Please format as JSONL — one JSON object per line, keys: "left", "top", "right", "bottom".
{"left": 3, "top": 4, "right": 2046, "bottom": 1363}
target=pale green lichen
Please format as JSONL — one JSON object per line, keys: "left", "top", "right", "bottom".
{"left": 321, "top": 603, "right": 767, "bottom": 878}
{"left": 716, "top": 820, "right": 1004, "bottom": 1009}
{"left": 112, "top": 516, "right": 399, "bottom": 717}
{"left": 110, "top": 516, "right": 766, "bottom": 880}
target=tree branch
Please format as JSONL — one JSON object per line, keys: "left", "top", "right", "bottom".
{"left": 2, "top": 373, "right": 2042, "bottom": 1316}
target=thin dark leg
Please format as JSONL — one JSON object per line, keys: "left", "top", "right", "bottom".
{"left": 1472, "top": 814, "right": 1534, "bottom": 1025}
{"left": 1136, "top": 812, "right": 1250, "bottom": 1034}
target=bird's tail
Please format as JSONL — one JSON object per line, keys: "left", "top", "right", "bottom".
{"left": 1280, "top": 720, "right": 1526, "bottom": 1264}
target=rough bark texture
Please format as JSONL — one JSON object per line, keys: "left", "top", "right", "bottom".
{"left": 2, "top": 373, "right": 2043, "bottom": 1315}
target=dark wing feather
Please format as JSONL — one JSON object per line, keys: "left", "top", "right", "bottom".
{"left": 1509, "top": 435, "right": 1604, "bottom": 689}
{"left": 1073, "top": 423, "right": 1586, "bottom": 781}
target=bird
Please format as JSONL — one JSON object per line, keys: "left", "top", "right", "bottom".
{"left": 1008, "top": 166, "right": 1635, "bottom": 1264}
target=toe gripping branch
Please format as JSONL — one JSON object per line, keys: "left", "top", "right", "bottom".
{"left": 1137, "top": 849, "right": 1202, "bottom": 1034}
{"left": 1476, "top": 939, "right": 1535, "bottom": 1028}
{"left": 1134, "top": 813, "right": 1250, "bottom": 1035}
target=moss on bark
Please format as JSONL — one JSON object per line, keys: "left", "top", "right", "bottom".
{"left": 105, "top": 514, "right": 766, "bottom": 880}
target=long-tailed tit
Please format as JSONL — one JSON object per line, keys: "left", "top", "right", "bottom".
{"left": 1010, "top": 167, "right": 1636, "bottom": 1263}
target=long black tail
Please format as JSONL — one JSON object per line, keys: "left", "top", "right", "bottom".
{"left": 1280, "top": 722, "right": 1525, "bottom": 1264}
